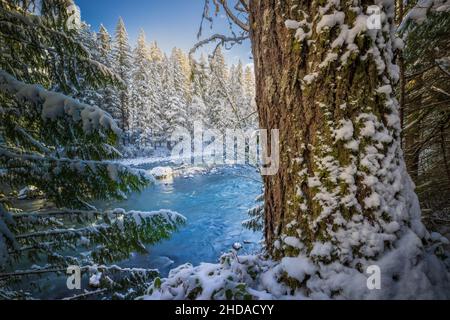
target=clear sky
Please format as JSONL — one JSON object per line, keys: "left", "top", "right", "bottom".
{"left": 76, "top": 0, "right": 253, "bottom": 66}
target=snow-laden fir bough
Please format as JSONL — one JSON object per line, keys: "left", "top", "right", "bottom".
{"left": 0, "top": 0, "right": 186, "bottom": 299}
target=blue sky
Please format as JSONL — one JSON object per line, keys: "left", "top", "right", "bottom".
{"left": 76, "top": 0, "right": 253, "bottom": 66}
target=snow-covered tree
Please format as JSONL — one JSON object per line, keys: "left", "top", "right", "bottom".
{"left": 149, "top": 41, "right": 164, "bottom": 63}
{"left": 92, "top": 24, "right": 120, "bottom": 121}
{"left": 157, "top": 55, "right": 188, "bottom": 145}
{"left": 192, "top": 54, "right": 210, "bottom": 100}
{"left": 205, "top": 47, "right": 229, "bottom": 129}
{"left": 172, "top": 48, "right": 193, "bottom": 105}
{"left": 0, "top": 0, "right": 184, "bottom": 299}
{"left": 228, "top": 60, "right": 254, "bottom": 129}
{"left": 243, "top": 65, "right": 255, "bottom": 100}
{"left": 169, "top": 48, "right": 191, "bottom": 131}
{"left": 243, "top": 64, "right": 257, "bottom": 127}
{"left": 98, "top": 24, "right": 112, "bottom": 61}
{"left": 247, "top": 0, "right": 450, "bottom": 299}
{"left": 130, "top": 30, "right": 153, "bottom": 147}
{"left": 112, "top": 17, "right": 132, "bottom": 141}
{"left": 170, "top": 48, "right": 188, "bottom": 107}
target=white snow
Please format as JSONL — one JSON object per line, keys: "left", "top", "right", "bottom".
{"left": 319, "top": 53, "right": 338, "bottom": 68}
{"left": 89, "top": 272, "right": 102, "bottom": 287}
{"left": 107, "top": 164, "right": 120, "bottom": 182}
{"left": 310, "top": 242, "right": 333, "bottom": 259}
{"left": 334, "top": 119, "right": 354, "bottom": 141}
{"left": 285, "top": 20, "right": 301, "bottom": 29}
{"left": 284, "top": 236, "right": 303, "bottom": 249}
{"left": 303, "top": 73, "right": 318, "bottom": 85}
{"left": 281, "top": 256, "right": 316, "bottom": 282}
{"left": 364, "top": 193, "right": 381, "bottom": 209}
{"left": 232, "top": 242, "right": 243, "bottom": 251}
{"left": 123, "top": 209, "right": 186, "bottom": 227}
{"left": 376, "top": 85, "right": 393, "bottom": 96}
{"left": 0, "top": 70, "right": 121, "bottom": 135}
{"left": 361, "top": 120, "right": 376, "bottom": 137}
{"left": 307, "top": 177, "right": 321, "bottom": 188}
{"left": 150, "top": 166, "right": 173, "bottom": 179}
{"left": 316, "top": 11, "right": 345, "bottom": 33}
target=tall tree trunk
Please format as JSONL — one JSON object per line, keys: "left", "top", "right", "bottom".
{"left": 249, "top": 0, "right": 426, "bottom": 265}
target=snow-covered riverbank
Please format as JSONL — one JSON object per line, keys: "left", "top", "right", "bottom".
{"left": 99, "top": 165, "right": 262, "bottom": 274}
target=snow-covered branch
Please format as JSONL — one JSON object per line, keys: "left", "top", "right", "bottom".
{"left": 399, "top": 0, "right": 450, "bottom": 32}
{"left": 0, "top": 70, "right": 121, "bottom": 135}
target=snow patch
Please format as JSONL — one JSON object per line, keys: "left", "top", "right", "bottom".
{"left": 150, "top": 167, "right": 173, "bottom": 179}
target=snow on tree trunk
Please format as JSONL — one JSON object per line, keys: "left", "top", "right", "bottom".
{"left": 249, "top": 0, "right": 449, "bottom": 297}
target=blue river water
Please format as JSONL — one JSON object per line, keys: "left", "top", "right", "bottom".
{"left": 23, "top": 164, "right": 262, "bottom": 298}
{"left": 102, "top": 164, "right": 263, "bottom": 276}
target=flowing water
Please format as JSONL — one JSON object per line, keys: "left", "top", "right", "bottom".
{"left": 18, "top": 163, "right": 262, "bottom": 298}
{"left": 104, "top": 164, "right": 263, "bottom": 276}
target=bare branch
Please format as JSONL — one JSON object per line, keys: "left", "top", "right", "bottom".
{"left": 237, "top": 0, "right": 249, "bottom": 13}
{"left": 197, "top": 0, "right": 215, "bottom": 39}
{"left": 218, "top": 0, "right": 250, "bottom": 32}
{"left": 194, "top": 1, "right": 249, "bottom": 59}
{"left": 189, "top": 33, "right": 249, "bottom": 57}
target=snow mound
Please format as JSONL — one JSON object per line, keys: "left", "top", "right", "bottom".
{"left": 150, "top": 167, "right": 173, "bottom": 179}
{"left": 143, "top": 236, "right": 450, "bottom": 300}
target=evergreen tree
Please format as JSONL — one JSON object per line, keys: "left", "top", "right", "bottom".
{"left": 243, "top": 65, "right": 257, "bottom": 127}
{"left": 192, "top": 54, "right": 210, "bottom": 102}
{"left": 98, "top": 24, "right": 112, "bottom": 61}
{"left": 243, "top": 65, "right": 255, "bottom": 99}
{"left": 95, "top": 25, "right": 119, "bottom": 121}
{"left": 130, "top": 30, "right": 152, "bottom": 146}
{"left": 0, "top": 0, "right": 184, "bottom": 299}
{"left": 112, "top": 17, "right": 132, "bottom": 142}
{"left": 170, "top": 48, "right": 190, "bottom": 130}
{"left": 205, "top": 47, "right": 228, "bottom": 129}
{"left": 158, "top": 55, "right": 187, "bottom": 145}
{"left": 147, "top": 56, "right": 165, "bottom": 145}
{"left": 170, "top": 48, "right": 188, "bottom": 107}
{"left": 228, "top": 60, "right": 248, "bottom": 128}
{"left": 149, "top": 41, "right": 164, "bottom": 63}
{"left": 176, "top": 48, "right": 193, "bottom": 105}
